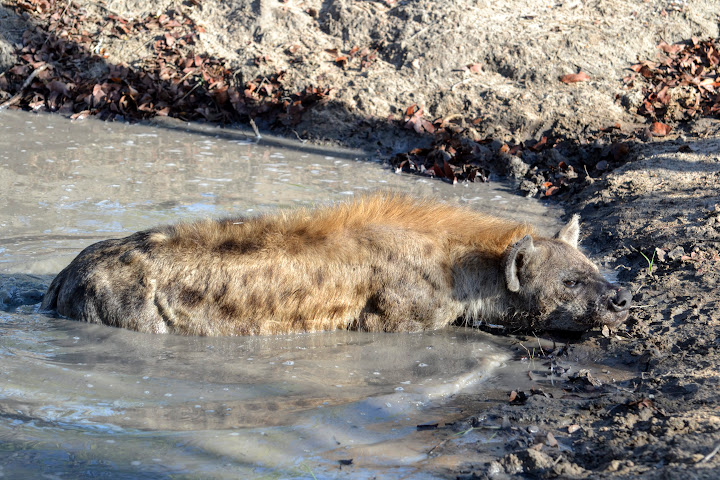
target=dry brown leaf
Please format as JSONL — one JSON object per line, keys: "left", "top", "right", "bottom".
{"left": 657, "top": 40, "right": 685, "bottom": 55}
{"left": 650, "top": 121, "right": 672, "bottom": 136}
{"left": 545, "top": 186, "right": 559, "bottom": 196}
{"left": 560, "top": 72, "right": 591, "bottom": 83}
{"left": 47, "top": 80, "right": 69, "bottom": 95}
{"left": 442, "top": 160, "right": 454, "bottom": 178}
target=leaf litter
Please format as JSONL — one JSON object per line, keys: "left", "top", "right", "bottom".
{"left": 626, "top": 37, "right": 720, "bottom": 122}
{"left": 391, "top": 37, "right": 720, "bottom": 199}
{"left": 0, "top": 0, "right": 330, "bottom": 126}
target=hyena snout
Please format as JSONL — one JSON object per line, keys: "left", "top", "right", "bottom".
{"left": 607, "top": 288, "right": 631, "bottom": 313}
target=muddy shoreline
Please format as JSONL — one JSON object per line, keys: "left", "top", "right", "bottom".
{"left": 1, "top": 0, "right": 720, "bottom": 478}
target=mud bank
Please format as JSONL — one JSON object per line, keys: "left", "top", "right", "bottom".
{"left": 437, "top": 141, "right": 720, "bottom": 480}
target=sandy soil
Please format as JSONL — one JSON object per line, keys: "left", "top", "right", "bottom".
{"left": 1, "top": 0, "right": 720, "bottom": 478}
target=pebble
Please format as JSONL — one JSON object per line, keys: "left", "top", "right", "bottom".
{"left": 668, "top": 245, "right": 685, "bottom": 261}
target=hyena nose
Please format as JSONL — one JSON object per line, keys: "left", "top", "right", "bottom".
{"left": 608, "top": 288, "right": 631, "bottom": 312}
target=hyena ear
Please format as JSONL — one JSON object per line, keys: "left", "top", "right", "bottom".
{"left": 504, "top": 235, "right": 535, "bottom": 293}
{"left": 555, "top": 214, "right": 580, "bottom": 248}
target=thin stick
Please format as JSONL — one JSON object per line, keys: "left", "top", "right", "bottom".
{"left": 700, "top": 442, "right": 720, "bottom": 463}
{"left": 249, "top": 117, "right": 262, "bottom": 139}
{"left": 0, "top": 64, "right": 49, "bottom": 110}
{"left": 291, "top": 129, "right": 306, "bottom": 143}
{"left": 451, "top": 77, "right": 473, "bottom": 91}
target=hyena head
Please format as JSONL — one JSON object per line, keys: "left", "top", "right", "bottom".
{"left": 503, "top": 215, "right": 631, "bottom": 332}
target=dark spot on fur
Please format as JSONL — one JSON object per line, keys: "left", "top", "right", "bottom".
{"left": 280, "top": 288, "right": 307, "bottom": 303}
{"left": 180, "top": 288, "right": 204, "bottom": 307}
{"left": 361, "top": 294, "right": 381, "bottom": 315}
{"left": 314, "top": 269, "right": 325, "bottom": 287}
{"left": 215, "top": 239, "right": 260, "bottom": 254}
{"left": 329, "top": 304, "right": 347, "bottom": 318}
{"left": 247, "top": 293, "right": 261, "bottom": 310}
{"left": 213, "top": 283, "right": 229, "bottom": 302}
{"left": 265, "top": 299, "right": 277, "bottom": 315}
{"left": 264, "top": 266, "right": 276, "bottom": 280}
{"left": 219, "top": 303, "right": 238, "bottom": 319}
{"left": 119, "top": 250, "right": 137, "bottom": 265}
{"left": 290, "top": 288, "right": 307, "bottom": 302}
{"left": 354, "top": 283, "right": 370, "bottom": 297}
{"left": 288, "top": 228, "right": 327, "bottom": 254}
{"left": 423, "top": 243, "right": 434, "bottom": 256}
{"left": 291, "top": 314, "right": 307, "bottom": 329}
{"left": 134, "top": 241, "right": 154, "bottom": 255}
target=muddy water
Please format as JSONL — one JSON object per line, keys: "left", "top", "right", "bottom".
{"left": 0, "top": 111, "right": 561, "bottom": 479}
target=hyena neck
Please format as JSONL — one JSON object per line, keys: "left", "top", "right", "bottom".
{"left": 452, "top": 254, "right": 526, "bottom": 327}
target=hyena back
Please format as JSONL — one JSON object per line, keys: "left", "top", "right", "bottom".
{"left": 41, "top": 194, "right": 630, "bottom": 335}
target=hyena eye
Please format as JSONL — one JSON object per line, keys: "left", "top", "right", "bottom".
{"left": 563, "top": 279, "right": 579, "bottom": 288}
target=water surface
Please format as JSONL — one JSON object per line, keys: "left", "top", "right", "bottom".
{"left": 0, "top": 111, "right": 562, "bottom": 478}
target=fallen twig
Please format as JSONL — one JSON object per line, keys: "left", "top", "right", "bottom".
{"left": 700, "top": 442, "right": 720, "bottom": 463}
{"left": 249, "top": 117, "right": 262, "bottom": 140}
{"left": 0, "top": 64, "right": 49, "bottom": 111}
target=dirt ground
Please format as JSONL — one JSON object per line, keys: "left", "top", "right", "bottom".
{"left": 1, "top": 0, "right": 720, "bottom": 478}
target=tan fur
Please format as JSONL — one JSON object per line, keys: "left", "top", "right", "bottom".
{"left": 41, "top": 193, "right": 629, "bottom": 335}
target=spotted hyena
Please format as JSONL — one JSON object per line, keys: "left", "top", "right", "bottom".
{"left": 41, "top": 194, "right": 630, "bottom": 335}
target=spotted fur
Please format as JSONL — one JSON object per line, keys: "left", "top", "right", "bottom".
{"left": 41, "top": 193, "right": 629, "bottom": 335}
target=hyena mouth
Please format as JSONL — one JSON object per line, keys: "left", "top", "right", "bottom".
{"left": 599, "top": 309, "right": 629, "bottom": 328}
{"left": 600, "top": 287, "right": 632, "bottom": 327}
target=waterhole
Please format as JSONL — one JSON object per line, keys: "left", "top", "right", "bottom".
{"left": 0, "top": 111, "right": 572, "bottom": 478}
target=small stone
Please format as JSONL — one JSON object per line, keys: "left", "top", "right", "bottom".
{"left": 595, "top": 160, "right": 608, "bottom": 171}
{"left": 519, "top": 179, "right": 539, "bottom": 197}
{"left": 501, "top": 415, "right": 511, "bottom": 428}
{"left": 519, "top": 448, "right": 554, "bottom": 472}
{"left": 668, "top": 246, "right": 685, "bottom": 261}
{"left": 500, "top": 454, "right": 523, "bottom": 474}
{"left": 527, "top": 425, "right": 540, "bottom": 434}
{"left": 487, "top": 461, "right": 503, "bottom": 476}
{"left": 568, "top": 424, "right": 581, "bottom": 433}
